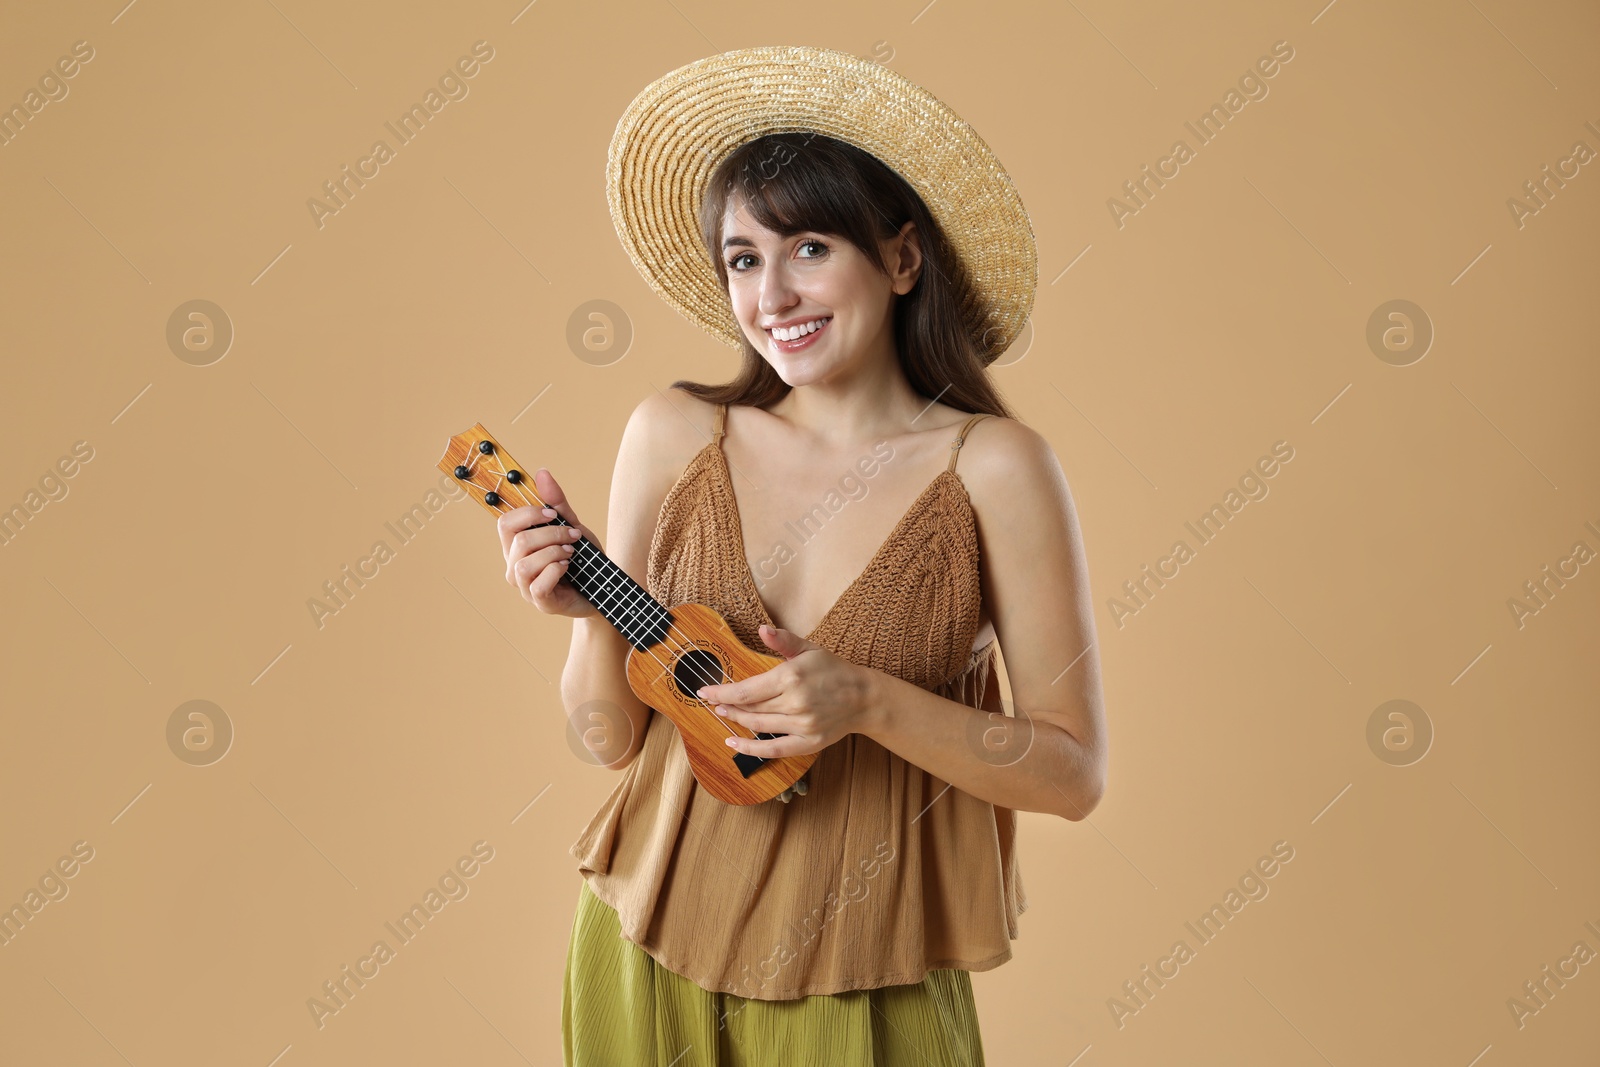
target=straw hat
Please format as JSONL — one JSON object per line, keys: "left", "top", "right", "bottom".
{"left": 605, "top": 45, "right": 1037, "bottom": 365}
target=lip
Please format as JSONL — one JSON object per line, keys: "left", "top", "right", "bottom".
{"left": 766, "top": 316, "right": 831, "bottom": 352}
{"left": 764, "top": 315, "right": 831, "bottom": 331}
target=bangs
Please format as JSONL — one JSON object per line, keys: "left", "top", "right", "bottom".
{"left": 701, "top": 133, "right": 910, "bottom": 276}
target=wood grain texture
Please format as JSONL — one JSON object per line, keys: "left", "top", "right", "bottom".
{"left": 625, "top": 601, "right": 817, "bottom": 804}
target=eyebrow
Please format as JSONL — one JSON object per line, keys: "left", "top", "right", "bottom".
{"left": 721, "top": 229, "right": 815, "bottom": 250}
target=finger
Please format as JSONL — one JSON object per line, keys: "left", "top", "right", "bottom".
{"left": 531, "top": 551, "right": 572, "bottom": 603}
{"left": 698, "top": 666, "right": 786, "bottom": 707}
{"left": 510, "top": 521, "right": 579, "bottom": 562}
{"left": 725, "top": 731, "right": 808, "bottom": 759}
{"left": 496, "top": 503, "right": 544, "bottom": 557}
{"left": 506, "top": 533, "right": 560, "bottom": 586}
{"left": 715, "top": 707, "right": 794, "bottom": 735}
{"left": 532, "top": 468, "right": 582, "bottom": 529}
{"left": 514, "top": 545, "right": 573, "bottom": 598}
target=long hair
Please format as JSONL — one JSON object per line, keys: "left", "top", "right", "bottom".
{"left": 670, "top": 132, "right": 1017, "bottom": 420}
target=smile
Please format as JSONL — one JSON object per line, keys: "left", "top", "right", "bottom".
{"left": 766, "top": 316, "right": 831, "bottom": 350}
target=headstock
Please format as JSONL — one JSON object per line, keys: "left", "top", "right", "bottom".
{"left": 436, "top": 423, "right": 547, "bottom": 516}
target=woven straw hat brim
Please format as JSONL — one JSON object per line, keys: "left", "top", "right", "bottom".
{"left": 606, "top": 45, "right": 1037, "bottom": 366}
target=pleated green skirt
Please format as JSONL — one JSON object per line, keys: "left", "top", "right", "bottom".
{"left": 562, "top": 879, "right": 986, "bottom": 1066}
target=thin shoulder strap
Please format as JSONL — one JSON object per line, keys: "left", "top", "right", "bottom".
{"left": 712, "top": 402, "right": 727, "bottom": 449}
{"left": 947, "top": 412, "right": 992, "bottom": 472}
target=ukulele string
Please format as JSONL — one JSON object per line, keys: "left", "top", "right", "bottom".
{"left": 562, "top": 536, "right": 748, "bottom": 740}
{"left": 471, "top": 453, "right": 746, "bottom": 742}
{"left": 472, "top": 465, "right": 756, "bottom": 754}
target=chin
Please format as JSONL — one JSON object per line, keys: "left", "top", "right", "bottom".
{"left": 746, "top": 326, "right": 853, "bottom": 386}
{"left": 766, "top": 354, "right": 837, "bottom": 384}
{"left": 763, "top": 362, "right": 808, "bottom": 388}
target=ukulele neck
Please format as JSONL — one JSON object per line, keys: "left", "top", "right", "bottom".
{"left": 544, "top": 515, "right": 675, "bottom": 651}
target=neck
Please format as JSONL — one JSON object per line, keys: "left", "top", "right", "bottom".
{"left": 767, "top": 336, "right": 934, "bottom": 446}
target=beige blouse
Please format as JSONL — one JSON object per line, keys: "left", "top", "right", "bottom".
{"left": 569, "top": 403, "right": 1027, "bottom": 1000}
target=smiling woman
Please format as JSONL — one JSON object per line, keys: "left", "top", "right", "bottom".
{"left": 679, "top": 127, "right": 1012, "bottom": 416}
{"left": 539, "top": 44, "right": 1106, "bottom": 1067}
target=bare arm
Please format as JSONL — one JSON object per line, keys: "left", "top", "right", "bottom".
{"left": 557, "top": 388, "right": 703, "bottom": 770}
{"left": 858, "top": 419, "right": 1107, "bottom": 820}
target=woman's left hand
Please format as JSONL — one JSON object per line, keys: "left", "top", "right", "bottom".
{"left": 695, "top": 624, "right": 875, "bottom": 758}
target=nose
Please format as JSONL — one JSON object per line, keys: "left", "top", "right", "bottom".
{"left": 757, "top": 259, "right": 798, "bottom": 320}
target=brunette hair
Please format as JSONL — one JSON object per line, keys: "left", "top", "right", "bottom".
{"left": 668, "top": 132, "right": 1017, "bottom": 419}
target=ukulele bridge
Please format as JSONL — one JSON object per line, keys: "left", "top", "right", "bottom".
{"left": 668, "top": 645, "right": 788, "bottom": 781}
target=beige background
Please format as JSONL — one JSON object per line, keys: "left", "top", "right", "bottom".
{"left": 2, "top": 0, "right": 1597, "bottom": 1063}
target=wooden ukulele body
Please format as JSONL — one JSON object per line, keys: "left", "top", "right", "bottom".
{"left": 624, "top": 602, "right": 819, "bottom": 805}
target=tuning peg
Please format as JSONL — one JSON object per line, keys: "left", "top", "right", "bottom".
{"left": 507, "top": 469, "right": 522, "bottom": 483}
{"left": 478, "top": 440, "right": 494, "bottom": 454}
{"left": 454, "top": 465, "right": 469, "bottom": 479}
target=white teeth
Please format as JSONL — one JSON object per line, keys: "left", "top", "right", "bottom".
{"left": 771, "top": 317, "right": 829, "bottom": 341}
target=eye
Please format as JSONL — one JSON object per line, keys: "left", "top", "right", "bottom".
{"left": 726, "top": 252, "right": 756, "bottom": 272}
{"left": 796, "top": 239, "right": 828, "bottom": 258}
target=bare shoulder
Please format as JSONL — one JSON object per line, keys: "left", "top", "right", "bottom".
{"left": 955, "top": 415, "right": 1078, "bottom": 529}
{"left": 605, "top": 387, "right": 717, "bottom": 580}
{"left": 957, "top": 415, "right": 1060, "bottom": 486}
{"left": 630, "top": 386, "right": 719, "bottom": 457}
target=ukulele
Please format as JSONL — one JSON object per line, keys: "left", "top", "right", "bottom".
{"left": 437, "top": 423, "right": 817, "bottom": 806}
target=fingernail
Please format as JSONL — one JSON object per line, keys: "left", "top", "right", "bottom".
{"left": 541, "top": 507, "right": 555, "bottom": 517}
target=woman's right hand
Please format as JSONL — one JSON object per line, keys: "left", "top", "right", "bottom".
{"left": 498, "top": 468, "right": 601, "bottom": 619}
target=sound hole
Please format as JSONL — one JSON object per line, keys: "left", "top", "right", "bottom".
{"left": 673, "top": 648, "right": 725, "bottom": 701}
{"left": 673, "top": 648, "right": 785, "bottom": 780}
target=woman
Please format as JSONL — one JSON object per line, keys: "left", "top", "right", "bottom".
{"left": 498, "top": 46, "right": 1107, "bottom": 1065}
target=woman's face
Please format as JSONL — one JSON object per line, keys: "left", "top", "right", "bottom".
{"left": 719, "top": 196, "right": 921, "bottom": 386}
